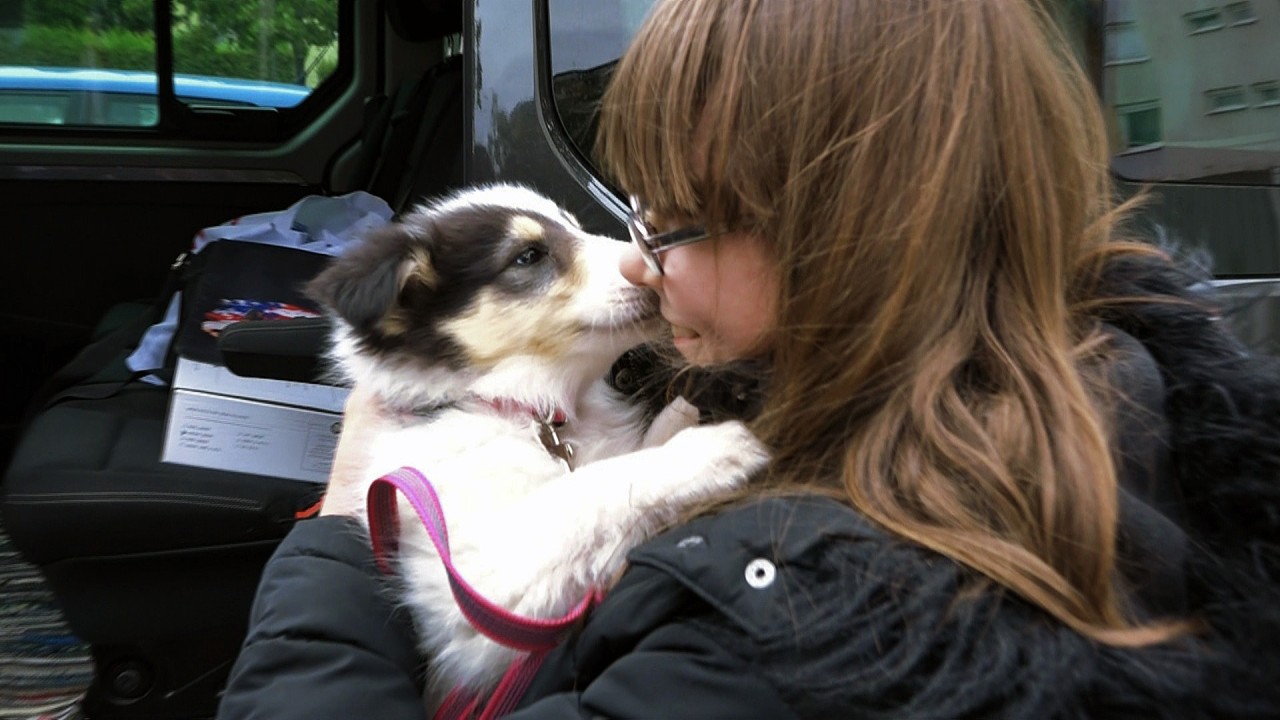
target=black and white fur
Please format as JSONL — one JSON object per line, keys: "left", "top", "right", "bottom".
{"left": 307, "top": 184, "right": 767, "bottom": 697}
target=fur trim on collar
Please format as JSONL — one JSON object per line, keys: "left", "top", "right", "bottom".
{"left": 1093, "top": 254, "right": 1280, "bottom": 573}
{"left": 1093, "top": 254, "right": 1280, "bottom": 715}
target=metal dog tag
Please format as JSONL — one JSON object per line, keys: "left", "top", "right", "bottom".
{"left": 536, "top": 419, "right": 575, "bottom": 471}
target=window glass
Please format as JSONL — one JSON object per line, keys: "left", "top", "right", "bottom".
{"left": 0, "top": 90, "right": 70, "bottom": 124}
{"left": 1103, "top": 1, "right": 1280, "bottom": 186}
{"left": 1105, "top": 22, "right": 1148, "bottom": 65}
{"left": 172, "top": 1, "right": 338, "bottom": 98}
{"left": 0, "top": 0, "right": 337, "bottom": 127}
{"left": 1226, "top": 1, "right": 1257, "bottom": 25}
{"left": 1207, "top": 85, "right": 1248, "bottom": 114}
{"left": 1116, "top": 101, "right": 1162, "bottom": 147}
{"left": 1100, "top": 1, "right": 1280, "bottom": 345}
{"left": 0, "top": 1, "right": 157, "bottom": 126}
{"left": 1254, "top": 81, "right": 1280, "bottom": 107}
{"left": 1184, "top": 8, "right": 1225, "bottom": 34}
{"left": 546, "top": 0, "right": 657, "bottom": 172}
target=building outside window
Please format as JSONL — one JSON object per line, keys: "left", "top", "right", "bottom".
{"left": 1116, "top": 101, "right": 1162, "bottom": 147}
{"left": 1206, "top": 85, "right": 1249, "bottom": 114}
{"left": 1226, "top": 1, "right": 1258, "bottom": 25}
{"left": 1254, "top": 81, "right": 1280, "bottom": 107}
{"left": 1105, "top": 21, "right": 1149, "bottom": 65}
{"left": 1184, "top": 7, "right": 1226, "bottom": 33}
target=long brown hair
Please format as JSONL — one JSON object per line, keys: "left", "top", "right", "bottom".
{"left": 599, "top": 0, "right": 1184, "bottom": 645}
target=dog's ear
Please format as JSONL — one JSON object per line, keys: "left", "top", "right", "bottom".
{"left": 306, "top": 222, "right": 437, "bottom": 336}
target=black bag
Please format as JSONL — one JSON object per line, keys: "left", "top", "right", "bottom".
{"left": 22, "top": 241, "right": 334, "bottom": 418}
{"left": 172, "top": 241, "right": 331, "bottom": 367}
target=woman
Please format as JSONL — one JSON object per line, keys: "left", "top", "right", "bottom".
{"left": 218, "top": 0, "right": 1280, "bottom": 717}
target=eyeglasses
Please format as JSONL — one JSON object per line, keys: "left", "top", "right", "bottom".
{"left": 626, "top": 195, "right": 715, "bottom": 276}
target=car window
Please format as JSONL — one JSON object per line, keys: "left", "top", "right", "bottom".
{"left": 546, "top": 0, "right": 656, "bottom": 177}
{"left": 0, "top": 0, "right": 339, "bottom": 129}
{"left": 172, "top": 1, "right": 338, "bottom": 101}
{"left": 1102, "top": 0, "right": 1279, "bottom": 186}
{"left": 1100, "top": 0, "right": 1279, "bottom": 285}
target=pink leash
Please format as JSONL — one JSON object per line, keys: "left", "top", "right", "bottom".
{"left": 367, "top": 467, "right": 598, "bottom": 719}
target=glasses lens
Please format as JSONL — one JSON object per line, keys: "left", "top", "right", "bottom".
{"left": 627, "top": 196, "right": 664, "bottom": 275}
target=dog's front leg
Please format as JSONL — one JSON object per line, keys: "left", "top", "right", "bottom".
{"left": 466, "top": 420, "right": 768, "bottom": 618}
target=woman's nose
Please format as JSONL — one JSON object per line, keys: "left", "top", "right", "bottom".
{"left": 619, "top": 239, "right": 660, "bottom": 288}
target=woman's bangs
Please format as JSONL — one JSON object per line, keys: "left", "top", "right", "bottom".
{"left": 598, "top": 2, "right": 718, "bottom": 221}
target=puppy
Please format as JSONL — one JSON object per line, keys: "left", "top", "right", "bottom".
{"left": 306, "top": 184, "right": 767, "bottom": 698}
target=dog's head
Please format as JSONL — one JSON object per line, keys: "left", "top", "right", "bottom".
{"left": 307, "top": 184, "right": 661, "bottom": 404}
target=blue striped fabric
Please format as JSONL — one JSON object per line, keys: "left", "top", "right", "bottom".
{"left": 0, "top": 521, "right": 92, "bottom": 719}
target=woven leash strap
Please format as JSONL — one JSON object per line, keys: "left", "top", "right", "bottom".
{"left": 367, "top": 467, "right": 597, "bottom": 719}
{"left": 433, "top": 651, "right": 547, "bottom": 720}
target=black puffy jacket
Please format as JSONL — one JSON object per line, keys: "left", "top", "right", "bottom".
{"left": 218, "top": 259, "right": 1280, "bottom": 719}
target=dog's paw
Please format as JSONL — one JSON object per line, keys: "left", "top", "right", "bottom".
{"left": 663, "top": 420, "right": 769, "bottom": 490}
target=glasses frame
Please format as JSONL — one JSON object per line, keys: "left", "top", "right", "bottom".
{"left": 626, "top": 195, "right": 714, "bottom": 276}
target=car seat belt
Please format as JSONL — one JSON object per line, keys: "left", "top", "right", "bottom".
{"left": 390, "top": 56, "right": 464, "bottom": 213}
{"left": 366, "top": 66, "right": 441, "bottom": 205}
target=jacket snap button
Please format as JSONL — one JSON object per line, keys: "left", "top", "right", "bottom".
{"left": 744, "top": 558, "right": 776, "bottom": 588}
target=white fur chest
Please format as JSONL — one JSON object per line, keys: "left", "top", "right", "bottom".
{"left": 368, "top": 409, "right": 569, "bottom": 514}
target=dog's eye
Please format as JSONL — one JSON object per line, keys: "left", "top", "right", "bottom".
{"left": 513, "top": 246, "right": 547, "bottom": 267}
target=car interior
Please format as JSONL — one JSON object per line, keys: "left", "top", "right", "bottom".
{"left": 0, "top": 3, "right": 465, "bottom": 717}
{"left": 0, "top": 0, "right": 1277, "bottom": 718}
